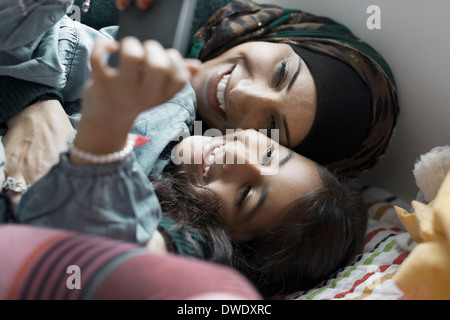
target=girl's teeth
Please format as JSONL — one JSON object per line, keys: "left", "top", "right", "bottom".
{"left": 206, "top": 147, "right": 220, "bottom": 164}
{"left": 204, "top": 145, "right": 225, "bottom": 180}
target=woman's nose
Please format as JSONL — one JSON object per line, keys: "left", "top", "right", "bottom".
{"left": 229, "top": 80, "right": 275, "bottom": 114}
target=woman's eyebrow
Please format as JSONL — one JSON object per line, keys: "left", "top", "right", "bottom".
{"left": 287, "top": 55, "right": 302, "bottom": 92}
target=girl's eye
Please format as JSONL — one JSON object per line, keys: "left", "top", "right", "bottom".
{"left": 261, "top": 145, "right": 275, "bottom": 165}
{"left": 267, "top": 114, "right": 276, "bottom": 139}
{"left": 274, "top": 60, "right": 288, "bottom": 88}
{"left": 236, "top": 184, "right": 252, "bottom": 207}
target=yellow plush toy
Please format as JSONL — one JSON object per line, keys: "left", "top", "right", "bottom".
{"left": 393, "top": 145, "right": 450, "bottom": 299}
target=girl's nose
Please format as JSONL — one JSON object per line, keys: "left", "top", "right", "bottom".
{"left": 222, "top": 145, "right": 260, "bottom": 178}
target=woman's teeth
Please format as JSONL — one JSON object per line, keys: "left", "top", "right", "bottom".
{"left": 216, "top": 74, "right": 230, "bottom": 113}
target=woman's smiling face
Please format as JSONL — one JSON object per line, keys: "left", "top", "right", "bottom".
{"left": 190, "top": 41, "right": 317, "bottom": 149}
{"left": 172, "top": 129, "right": 322, "bottom": 242}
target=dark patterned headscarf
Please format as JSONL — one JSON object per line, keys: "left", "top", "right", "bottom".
{"left": 188, "top": 0, "right": 399, "bottom": 177}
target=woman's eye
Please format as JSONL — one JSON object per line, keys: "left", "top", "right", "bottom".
{"left": 274, "top": 60, "right": 288, "bottom": 88}
{"left": 261, "top": 145, "right": 275, "bottom": 165}
{"left": 236, "top": 185, "right": 252, "bottom": 207}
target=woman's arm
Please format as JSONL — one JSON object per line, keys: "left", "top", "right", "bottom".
{"left": 3, "top": 99, "right": 74, "bottom": 208}
{"left": 4, "top": 99, "right": 74, "bottom": 183}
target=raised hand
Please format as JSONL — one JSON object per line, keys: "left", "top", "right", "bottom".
{"left": 71, "top": 36, "right": 200, "bottom": 165}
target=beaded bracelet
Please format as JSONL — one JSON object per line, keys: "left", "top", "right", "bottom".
{"left": 68, "top": 131, "right": 137, "bottom": 164}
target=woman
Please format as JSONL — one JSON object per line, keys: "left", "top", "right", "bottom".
{"left": 9, "top": 37, "right": 367, "bottom": 297}
{"left": 0, "top": 0, "right": 398, "bottom": 197}
{"left": 187, "top": 0, "right": 399, "bottom": 177}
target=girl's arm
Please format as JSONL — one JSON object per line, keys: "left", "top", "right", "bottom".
{"left": 71, "top": 36, "right": 197, "bottom": 165}
{"left": 16, "top": 37, "right": 200, "bottom": 249}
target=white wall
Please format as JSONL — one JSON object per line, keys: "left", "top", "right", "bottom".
{"left": 257, "top": 0, "right": 450, "bottom": 202}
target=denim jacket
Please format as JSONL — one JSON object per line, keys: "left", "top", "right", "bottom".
{"left": 0, "top": 0, "right": 114, "bottom": 106}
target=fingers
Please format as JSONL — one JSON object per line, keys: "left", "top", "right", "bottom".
{"left": 89, "top": 36, "right": 197, "bottom": 110}
{"left": 139, "top": 41, "right": 188, "bottom": 104}
{"left": 141, "top": 40, "right": 171, "bottom": 87}
{"left": 116, "top": 0, "right": 152, "bottom": 10}
{"left": 118, "top": 37, "right": 146, "bottom": 86}
{"left": 165, "top": 47, "right": 190, "bottom": 86}
{"left": 90, "top": 38, "right": 120, "bottom": 82}
{"left": 115, "top": 0, "right": 129, "bottom": 10}
{"left": 184, "top": 59, "right": 202, "bottom": 77}
{"left": 91, "top": 36, "right": 201, "bottom": 87}
{"left": 91, "top": 37, "right": 147, "bottom": 88}
{"left": 136, "top": 0, "right": 153, "bottom": 10}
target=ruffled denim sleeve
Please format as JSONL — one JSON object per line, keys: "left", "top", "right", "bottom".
{"left": 16, "top": 151, "right": 162, "bottom": 245}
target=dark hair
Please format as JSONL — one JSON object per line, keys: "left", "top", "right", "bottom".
{"left": 152, "top": 171, "right": 234, "bottom": 264}
{"left": 231, "top": 165, "right": 368, "bottom": 298}
{"left": 152, "top": 165, "right": 367, "bottom": 298}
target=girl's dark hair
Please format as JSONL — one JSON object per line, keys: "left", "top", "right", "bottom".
{"left": 232, "top": 165, "right": 368, "bottom": 298}
{"left": 152, "top": 165, "right": 367, "bottom": 298}
{"left": 152, "top": 171, "right": 234, "bottom": 264}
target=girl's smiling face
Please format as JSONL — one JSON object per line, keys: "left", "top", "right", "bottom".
{"left": 173, "top": 129, "right": 322, "bottom": 242}
{"left": 190, "top": 41, "right": 317, "bottom": 150}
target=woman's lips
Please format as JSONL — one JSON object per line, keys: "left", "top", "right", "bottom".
{"left": 205, "top": 66, "right": 234, "bottom": 120}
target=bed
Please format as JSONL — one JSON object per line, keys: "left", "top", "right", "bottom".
{"left": 1, "top": 0, "right": 449, "bottom": 301}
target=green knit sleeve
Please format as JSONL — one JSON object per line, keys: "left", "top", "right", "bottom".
{"left": 0, "top": 76, "right": 63, "bottom": 124}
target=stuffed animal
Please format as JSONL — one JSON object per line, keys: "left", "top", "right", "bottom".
{"left": 393, "top": 145, "right": 450, "bottom": 299}
{"left": 413, "top": 145, "right": 450, "bottom": 203}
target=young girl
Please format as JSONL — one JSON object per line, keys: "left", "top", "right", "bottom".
{"left": 11, "top": 37, "right": 368, "bottom": 297}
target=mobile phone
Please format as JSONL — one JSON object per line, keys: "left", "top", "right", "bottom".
{"left": 110, "top": 0, "right": 198, "bottom": 67}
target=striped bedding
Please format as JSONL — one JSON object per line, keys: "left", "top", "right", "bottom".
{"left": 283, "top": 185, "right": 412, "bottom": 300}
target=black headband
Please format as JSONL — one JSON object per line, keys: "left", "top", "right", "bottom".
{"left": 291, "top": 46, "right": 372, "bottom": 165}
